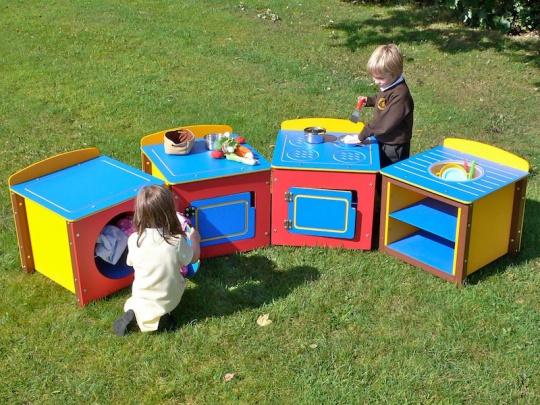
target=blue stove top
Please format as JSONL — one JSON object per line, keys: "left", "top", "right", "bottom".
{"left": 271, "top": 130, "right": 380, "bottom": 173}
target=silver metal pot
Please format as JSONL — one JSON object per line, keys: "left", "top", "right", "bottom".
{"left": 304, "top": 126, "right": 326, "bottom": 144}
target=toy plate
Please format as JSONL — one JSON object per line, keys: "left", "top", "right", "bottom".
{"left": 338, "top": 134, "right": 362, "bottom": 147}
{"left": 441, "top": 167, "right": 468, "bottom": 181}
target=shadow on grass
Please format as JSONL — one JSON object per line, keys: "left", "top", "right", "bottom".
{"left": 175, "top": 253, "right": 319, "bottom": 326}
{"left": 328, "top": 5, "right": 540, "bottom": 80}
{"left": 465, "top": 196, "right": 540, "bottom": 285}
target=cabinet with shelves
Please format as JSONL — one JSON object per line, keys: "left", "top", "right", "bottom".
{"left": 382, "top": 180, "right": 470, "bottom": 281}
{"left": 379, "top": 138, "right": 529, "bottom": 285}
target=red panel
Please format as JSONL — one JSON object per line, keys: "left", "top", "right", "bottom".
{"left": 171, "top": 171, "right": 271, "bottom": 258}
{"left": 271, "top": 169, "right": 376, "bottom": 250}
{"left": 69, "top": 199, "right": 135, "bottom": 307}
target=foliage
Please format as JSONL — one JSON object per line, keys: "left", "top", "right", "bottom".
{"left": 448, "top": 0, "right": 540, "bottom": 34}
{"left": 343, "top": 0, "right": 540, "bottom": 34}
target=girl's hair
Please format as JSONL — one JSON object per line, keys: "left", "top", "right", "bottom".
{"left": 133, "top": 185, "right": 184, "bottom": 247}
{"left": 366, "top": 44, "right": 403, "bottom": 78}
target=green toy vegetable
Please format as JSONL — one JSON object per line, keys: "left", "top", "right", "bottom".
{"left": 221, "top": 137, "right": 240, "bottom": 154}
{"left": 213, "top": 138, "right": 225, "bottom": 151}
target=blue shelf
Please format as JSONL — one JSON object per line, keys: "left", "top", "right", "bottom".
{"left": 389, "top": 198, "right": 457, "bottom": 242}
{"left": 387, "top": 230, "right": 455, "bottom": 275}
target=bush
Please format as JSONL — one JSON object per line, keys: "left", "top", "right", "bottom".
{"left": 343, "top": 0, "right": 540, "bottom": 34}
{"left": 448, "top": 0, "right": 540, "bottom": 34}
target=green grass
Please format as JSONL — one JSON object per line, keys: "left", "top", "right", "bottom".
{"left": 1, "top": 0, "right": 539, "bottom": 403}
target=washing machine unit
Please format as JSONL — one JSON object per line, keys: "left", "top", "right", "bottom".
{"left": 9, "top": 148, "right": 164, "bottom": 306}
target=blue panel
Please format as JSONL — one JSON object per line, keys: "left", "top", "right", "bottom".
{"left": 387, "top": 230, "right": 455, "bottom": 275}
{"left": 389, "top": 198, "right": 458, "bottom": 242}
{"left": 95, "top": 249, "right": 133, "bottom": 279}
{"left": 191, "top": 192, "right": 255, "bottom": 247}
{"left": 141, "top": 140, "right": 271, "bottom": 184}
{"left": 10, "top": 156, "right": 164, "bottom": 221}
{"left": 381, "top": 146, "right": 529, "bottom": 203}
{"left": 288, "top": 187, "right": 356, "bottom": 239}
{"left": 271, "top": 130, "right": 380, "bottom": 173}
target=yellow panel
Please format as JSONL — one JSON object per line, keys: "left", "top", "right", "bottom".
{"left": 9, "top": 148, "right": 100, "bottom": 187}
{"left": 385, "top": 217, "right": 417, "bottom": 245}
{"left": 26, "top": 199, "right": 75, "bottom": 293}
{"left": 387, "top": 182, "right": 426, "bottom": 213}
{"left": 149, "top": 164, "right": 167, "bottom": 183}
{"left": 466, "top": 184, "right": 514, "bottom": 274}
{"left": 443, "top": 138, "right": 530, "bottom": 172}
{"left": 281, "top": 118, "right": 365, "bottom": 133}
{"left": 451, "top": 207, "right": 463, "bottom": 276}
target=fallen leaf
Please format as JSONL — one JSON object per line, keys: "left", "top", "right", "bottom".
{"left": 224, "top": 373, "right": 235, "bottom": 381}
{"left": 256, "top": 313, "right": 272, "bottom": 326}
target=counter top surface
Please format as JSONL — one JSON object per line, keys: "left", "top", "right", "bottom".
{"left": 142, "top": 139, "right": 271, "bottom": 184}
{"left": 381, "top": 146, "right": 529, "bottom": 203}
{"left": 271, "top": 130, "right": 380, "bottom": 173}
{"left": 10, "top": 156, "right": 164, "bottom": 220}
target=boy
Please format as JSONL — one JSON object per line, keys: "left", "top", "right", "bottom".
{"left": 357, "top": 44, "right": 414, "bottom": 168}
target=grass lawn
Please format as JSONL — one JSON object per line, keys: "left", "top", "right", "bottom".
{"left": 1, "top": 0, "right": 539, "bottom": 403}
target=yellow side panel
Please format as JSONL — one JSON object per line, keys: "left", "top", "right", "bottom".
{"left": 385, "top": 217, "right": 418, "bottom": 246}
{"left": 451, "top": 207, "right": 463, "bottom": 276}
{"left": 383, "top": 182, "right": 426, "bottom": 246}
{"left": 467, "top": 184, "right": 514, "bottom": 274}
{"left": 26, "top": 200, "right": 75, "bottom": 293}
{"left": 443, "top": 138, "right": 530, "bottom": 172}
{"left": 387, "top": 182, "right": 426, "bottom": 213}
{"left": 150, "top": 165, "right": 167, "bottom": 183}
{"left": 281, "top": 118, "right": 365, "bottom": 133}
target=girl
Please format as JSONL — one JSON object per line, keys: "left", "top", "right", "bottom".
{"left": 113, "top": 185, "right": 201, "bottom": 336}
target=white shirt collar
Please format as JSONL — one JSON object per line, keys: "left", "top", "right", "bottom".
{"left": 381, "top": 75, "right": 404, "bottom": 92}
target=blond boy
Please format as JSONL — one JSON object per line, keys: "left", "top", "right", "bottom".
{"left": 357, "top": 44, "right": 414, "bottom": 168}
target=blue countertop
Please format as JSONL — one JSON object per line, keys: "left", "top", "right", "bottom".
{"left": 142, "top": 139, "right": 271, "bottom": 184}
{"left": 271, "top": 130, "right": 380, "bottom": 173}
{"left": 10, "top": 156, "right": 164, "bottom": 221}
{"left": 380, "top": 145, "right": 529, "bottom": 203}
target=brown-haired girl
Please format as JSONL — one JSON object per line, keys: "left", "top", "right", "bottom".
{"left": 113, "top": 185, "right": 201, "bottom": 336}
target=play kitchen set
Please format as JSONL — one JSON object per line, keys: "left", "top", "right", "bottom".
{"left": 140, "top": 125, "right": 272, "bottom": 259}
{"left": 8, "top": 123, "right": 531, "bottom": 306}
{"left": 378, "top": 138, "right": 530, "bottom": 285}
{"left": 270, "top": 119, "right": 379, "bottom": 250}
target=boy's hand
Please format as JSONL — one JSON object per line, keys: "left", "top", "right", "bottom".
{"left": 357, "top": 96, "right": 367, "bottom": 108}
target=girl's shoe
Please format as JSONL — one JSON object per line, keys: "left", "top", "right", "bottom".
{"left": 113, "top": 310, "right": 136, "bottom": 336}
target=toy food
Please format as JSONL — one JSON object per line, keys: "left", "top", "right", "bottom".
{"left": 211, "top": 150, "right": 224, "bottom": 159}
{"left": 209, "top": 135, "right": 259, "bottom": 165}
{"left": 225, "top": 153, "right": 258, "bottom": 165}
{"left": 235, "top": 145, "right": 254, "bottom": 159}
